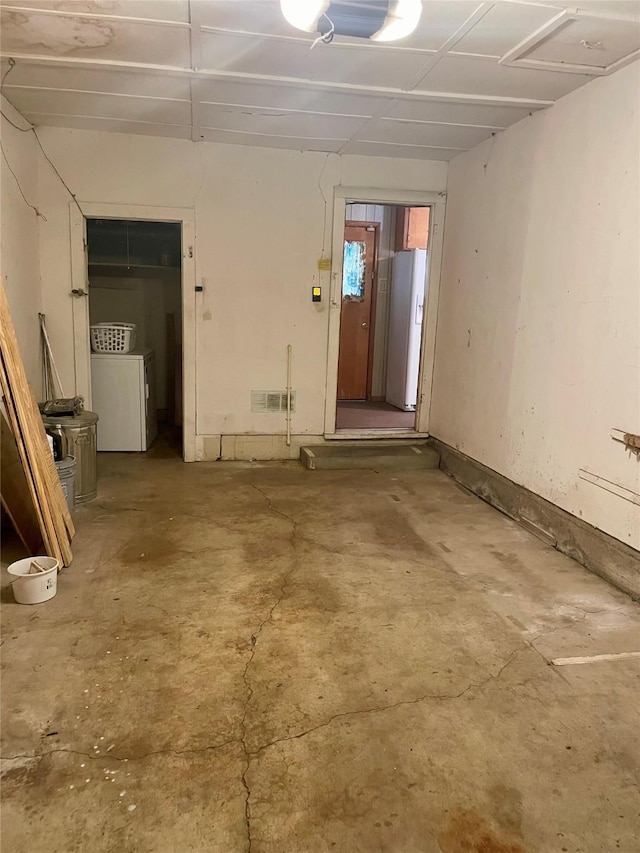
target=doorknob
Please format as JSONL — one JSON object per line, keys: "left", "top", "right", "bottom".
{"left": 70, "top": 289, "right": 88, "bottom": 297}
{"left": 361, "top": 322, "right": 368, "bottom": 329}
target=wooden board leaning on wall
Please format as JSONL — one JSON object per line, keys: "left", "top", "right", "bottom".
{"left": 0, "top": 279, "right": 74, "bottom": 566}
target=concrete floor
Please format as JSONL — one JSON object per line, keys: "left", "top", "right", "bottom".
{"left": 2, "top": 455, "right": 639, "bottom": 853}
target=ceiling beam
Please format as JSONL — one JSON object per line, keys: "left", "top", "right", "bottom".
{"left": 188, "top": 0, "right": 203, "bottom": 142}
{"left": 5, "top": 84, "right": 513, "bottom": 133}
{"left": 197, "top": 25, "right": 438, "bottom": 56}
{"left": 0, "top": 53, "right": 555, "bottom": 110}
{"left": 16, "top": 112, "right": 193, "bottom": 144}
{"left": 341, "top": 138, "right": 467, "bottom": 153}
{"left": 4, "top": 84, "right": 189, "bottom": 104}
{"left": 5, "top": 2, "right": 637, "bottom": 31}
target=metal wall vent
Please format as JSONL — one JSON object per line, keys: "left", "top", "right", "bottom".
{"left": 251, "top": 391, "right": 296, "bottom": 414}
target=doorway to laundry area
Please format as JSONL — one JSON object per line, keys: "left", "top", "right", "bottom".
{"left": 336, "top": 202, "right": 431, "bottom": 433}
{"left": 70, "top": 204, "right": 197, "bottom": 462}
{"left": 86, "top": 217, "right": 183, "bottom": 458}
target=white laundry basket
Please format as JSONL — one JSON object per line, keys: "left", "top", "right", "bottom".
{"left": 90, "top": 323, "right": 137, "bottom": 353}
{"left": 8, "top": 556, "right": 59, "bottom": 604}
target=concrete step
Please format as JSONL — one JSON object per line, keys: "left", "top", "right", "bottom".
{"left": 300, "top": 442, "right": 440, "bottom": 471}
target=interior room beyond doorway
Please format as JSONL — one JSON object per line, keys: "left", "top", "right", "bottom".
{"left": 336, "top": 203, "right": 430, "bottom": 432}
{"left": 86, "top": 218, "right": 183, "bottom": 459}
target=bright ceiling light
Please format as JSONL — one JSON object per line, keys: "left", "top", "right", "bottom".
{"left": 279, "top": 1, "right": 422, "bottom": 43}
{"left": 280, "top": 0, "right": 330, "bottom": 33}
{"left": 371, "top": 0, "right": 422, "bottom": 42}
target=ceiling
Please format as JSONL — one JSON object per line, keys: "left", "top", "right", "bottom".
{"left": 1, "top": 0, "right": 639, "bottom": 160}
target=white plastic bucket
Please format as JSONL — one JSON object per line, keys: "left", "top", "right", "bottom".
{"left": 8, "top": 556, "right": 59, "bottom": 605}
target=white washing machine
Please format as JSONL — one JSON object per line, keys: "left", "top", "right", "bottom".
{"left": 90, "top": 350, "right": 158, "bottom": 451}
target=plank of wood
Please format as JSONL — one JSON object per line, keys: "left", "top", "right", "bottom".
{"left": 0, "top": 354, "right": 59, "bottom": 562}
{"left": 0, "top": 279, "right": 73, "bottom": 565}
{"left": 551, "top": 652, "right": 640, "bottom": 666}
{"left": 1, "top": 411, "right": 44, "bottom": 554}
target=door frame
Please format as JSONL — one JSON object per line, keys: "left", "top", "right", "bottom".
{"left": 324, "top": 187, "right": 446, "bottom": 439}
{"left": 340, "top": 220, "right": 380, "bottom": 401}
{"left": 69, "top": 202, "right": 197, "bottom": 462}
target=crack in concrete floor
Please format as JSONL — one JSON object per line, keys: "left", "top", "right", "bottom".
{"left": 0, "top": 543, "right": 621, "bottom": 776}
{"left": 1, "top": 737, "right": 240, "bottom": 765}
{"left": 246, "top": 647, "right": 526, "bottom": 759}
{"left": 239, "top": 483, "right": 300, "bottom": 852}
{"left": 0, "top": 649, "right": 524, "bottom": 769}
{"left": 527, "top": 606, "right": 628, "bottom": 663}
{"left": 3, "top": 463, "right": 639, "bottom": 853}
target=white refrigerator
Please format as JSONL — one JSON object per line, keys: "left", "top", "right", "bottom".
{"left": 385, "top": 249, "right": 428, "bottom": 412}
{"left": 91, "top": 350, "right": 157, "bottom": 451}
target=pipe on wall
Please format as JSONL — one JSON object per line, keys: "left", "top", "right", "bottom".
{"left": 286, "top": 344, "right": 292, "bottom": 447}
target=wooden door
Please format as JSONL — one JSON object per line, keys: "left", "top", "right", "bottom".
{"left": 337, "top": 223, "right": 376, "bottom": 400}
{"left": 394, "top": 206, "right": 430, "bottom": 251}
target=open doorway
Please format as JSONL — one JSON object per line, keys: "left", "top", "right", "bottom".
{"left": 336, "top": 204, "right": 430, "bottom": 432}
{"left": 86, "top": 218, "right": 183, "bottom": 458}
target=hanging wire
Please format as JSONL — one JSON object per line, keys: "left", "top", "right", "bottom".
{"left": 32, "top": 128, "right": 85, "bottom": 217}
{"left": 0, "top": 141, "right": 47, "bottom": 220}
{"left": 1, "top": 57, "right": 85, "bottom": 217}
{"left": 317, "top": 153, "right": 330, "bottom": 256}
{"left": 1, "top": 59, "right": 32, "bottom": 132}
{"left": 1, "top": 59, "right": 14, "bottom": 89}
{"left": 310, "top": 13, "right": 335, "bottom": 49}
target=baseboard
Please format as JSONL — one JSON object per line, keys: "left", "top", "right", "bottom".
{"left": 214, "top": 434, "right": 326, "bottom": 461}
{"left": 430, "top": 439, "right": 640, "bottom": 600}
{"left": 194, "top": 434, "right": 305, "bottom": 461}
{"left": 194, "top": 433, "right": 423, "bottom": 461}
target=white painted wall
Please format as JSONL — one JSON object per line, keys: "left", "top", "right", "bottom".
{"left": 1, "top": 96, "right": 42, "bottom": 393}
{"left": 345, "top": 202, "right": 397, "bottom": 398}
{"left": 432, "top": 63, "right": 640, "bottom": 548}
{"left": 31, "top": 131, "right": 446, "bottom": 449}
